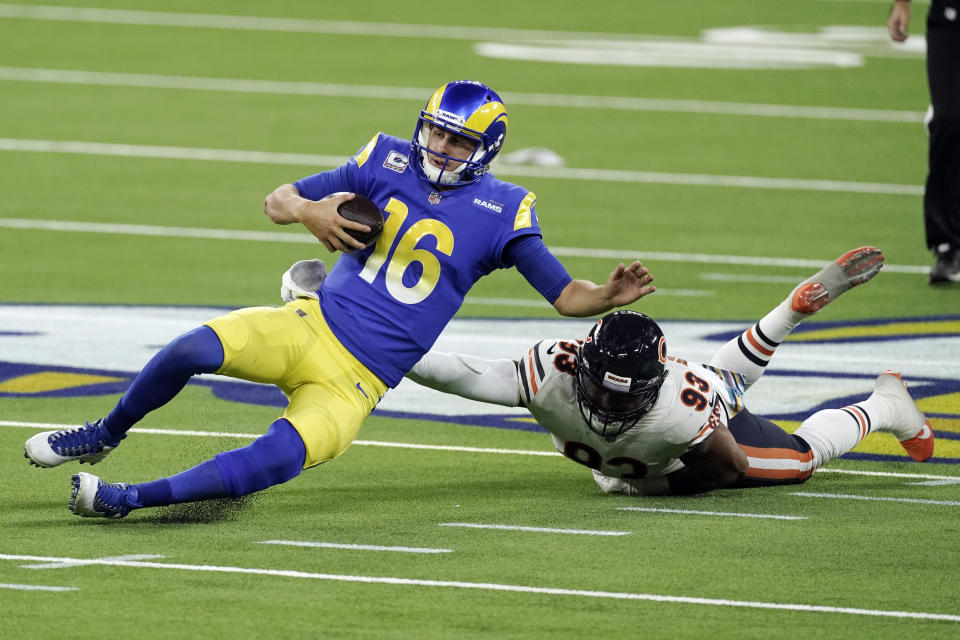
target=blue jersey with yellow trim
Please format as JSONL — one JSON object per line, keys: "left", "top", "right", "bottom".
{"left": 294, "top": 133, "right": 543, "bottom": 387}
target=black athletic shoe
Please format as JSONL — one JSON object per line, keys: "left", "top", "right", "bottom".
{"left": 929, "top": 247, "right": 960, "bottom": 284}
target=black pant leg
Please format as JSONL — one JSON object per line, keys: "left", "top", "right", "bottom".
{"left": 726, "top": 409, "right": 815, "bottom": 487}
{"left": 924, "top": 0, "right": 960, "bottom": 250}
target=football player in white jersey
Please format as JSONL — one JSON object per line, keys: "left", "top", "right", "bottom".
{"left": 403, "top": 246, "right": 936, "bottom": 496}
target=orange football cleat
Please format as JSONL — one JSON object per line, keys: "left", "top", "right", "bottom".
{"left": 790, "top": 246, "right": 884, "bottom": 314}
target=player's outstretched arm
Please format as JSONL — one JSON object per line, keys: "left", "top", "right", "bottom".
{"left": 595, "top": 467, "right": 719, "bottom": 496}
{"left": 263, "top": 185, "right": 368, "bottom": 253}
{"left": 406, "top": 351, "right": 522, "bottom": 407}
{"left": 678, "top": 424, "right": 749, "bottom": 489}
{"left": 552, "top": 261, "right": 655, "bottom": 317}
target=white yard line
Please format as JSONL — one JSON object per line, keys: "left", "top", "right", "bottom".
{"left": 0, "top": 553, "right": 957, "bottom": 621}
{"left": 700, "top": 273, "right": 809, "bottom": 284}
{"left": 546, "top": 245, "right": 928, "bottom": 273}
{"left": 0, "top": 217, "right": 930, "bottom": 274}
{"left": 438, "top": 522, "right": 630, "bottom": 536}
{"left": 815, "top": 468, "right": 960, "bottom": 480}
{"left": 617, "top": 507, "right": 807, "bottom": 520}
{"left": 259, "top": 540, "right": 452, "bottom": 554}
{"left": 351, "top": 440, "right": 558, "bottom": 457}
{"left": 503, "top": 163, "right": 922, "bottom": 195}
{"left": 0, "top": 421, "right": 560, "bottom": 456}
{"left": 464, "top": 293, "right": 712, "bottom": 308}
{"left": 466, "top": 291, "right": 713, "bottom": 306}
{"left": 0, "top": 138, "right": 924, "bottom": 196}
{"left": 0, "top": 3, "right": 678, "bottom": 42}
{"left": 790, "top": 492, "right": 960, "bottom": 506}
{"left": 0, "top": 138, "right": 343, "bottom": 167}
{"left": 0, "top": 66, "right": 923, "bottom": 123}
{"left": 0, "top": 216, "right": 317, "bottom": 243}
{"left": 815, "top": 0, "right": 929, "bottom": 4}
{"left": 20, "top": 554, "right": 166, "bottom": 570}
{"left": 2, "top": 421, "right": 957, "bottom": 482}
{"left": 104, "top": 426, "right": 260, "bottom": 439}
{"left": 0, "top": 582, "right": 77, "bottom": 592}
{"left": 908, "top": 478, "right": 960, "bottom": 486}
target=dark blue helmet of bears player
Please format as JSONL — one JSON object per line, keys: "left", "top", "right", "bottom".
{"left": 576, "top": 311, "right": 668, "bottom": 439}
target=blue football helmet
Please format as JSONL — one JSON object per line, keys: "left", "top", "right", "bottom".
{"left": 411, "top": 80, "right": 508, "bottom": 186}
{"left": 576, "top": 311, "right": 668, "bottom": 439}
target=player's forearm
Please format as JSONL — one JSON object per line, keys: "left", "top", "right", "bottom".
{"left": 679, "top": 425, "right": 749, "bottom": 488}
{"left": 596, "top": 471, "right": 715, "bottom": 496}
{"left": 551, "top": 279, "right": 613, "bottom": 317}
{"left": 663, "top": 467, "right": 721, "bottom": 495}
{"left": 406, "top": 351, "right": 522, "bottom": 407}
{"left": 263, "top": 184, "right": 307, "bottom": 225}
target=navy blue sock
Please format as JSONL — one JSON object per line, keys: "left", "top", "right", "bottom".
{"left": 102, "top": 326, "right": 224, "bottom": 440}
{"left": 129, "top": 419, "right": 305, "bottom": 509}
{"left": 133, "top": 460, "right": 226, "bottom": 508}
{"left": 215, "top": 419, "right": 306, "bottom": 497}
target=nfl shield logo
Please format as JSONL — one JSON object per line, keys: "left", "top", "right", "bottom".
{"left": 428, "top": 191, "right": 442, "bottom": 205}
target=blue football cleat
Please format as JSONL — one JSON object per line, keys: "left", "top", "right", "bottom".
{"left": 69, "top": 472, "right": 139, "bottom": 519}
{"left": 24, "top": 419, "right": 124, "bottom": 468}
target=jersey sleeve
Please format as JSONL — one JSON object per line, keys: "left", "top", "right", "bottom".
{"left": 662, "top": 361, "right": 729, "bottom": 451}
{"left": 493, "top": 190, "right": 543, "bottom": 267}
{"left": 683, "top": 387, "right": 728, "bottom": 450}
{"left": 405, "top": 351, "right": 521, "bottom": 407}
{"left": 515, "top": 338, "right": 580, "bottom": 405}
{"left": 503, "top": 235, "right": 572, "bottom": 304}
{"left": 700, "top": 364, "right": 747, "bottom": 416}
{"left": 688, "top": 413, "right": 716, "bottom": 447}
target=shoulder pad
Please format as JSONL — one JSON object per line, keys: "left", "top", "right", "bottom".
{"left": 665, "top": 362, "right": 727, "bottom": 447}
{"left": 352, "top": 132, "right": 382, "bottom": 169}
{"left": 512, "top": 191, "right": 536, "bottom": 231}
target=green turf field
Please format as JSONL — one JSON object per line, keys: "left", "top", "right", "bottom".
{"left": 2, "top": 1, "right": 959, "bottom": 637}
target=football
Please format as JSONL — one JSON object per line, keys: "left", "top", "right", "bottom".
{"left": 335, "top": 194, "right": 384, "bottom": 248}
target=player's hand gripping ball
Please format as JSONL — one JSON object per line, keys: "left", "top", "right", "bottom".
{"left": 335, "top": 194, "right": 384, "bottom": 249}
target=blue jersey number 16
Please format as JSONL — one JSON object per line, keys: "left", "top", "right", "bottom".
{"left": 358, "top": 197, "right": 454, "bottom": 304}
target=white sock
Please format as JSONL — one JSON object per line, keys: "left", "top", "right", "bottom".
{"left": 855, "top": 386, "right": 922, "bottom": 440}
{"left": 758, "top": 298, "right": 807, "bottom": 342}
{"left": 794, "top": 403, "right": 875, "bottom": 466}
{"left": 709, "top": 299, "right": 804, "bottom": 388}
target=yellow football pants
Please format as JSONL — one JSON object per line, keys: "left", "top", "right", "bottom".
{"left": 204, "top": 298, "right": 387, "bottom": 469}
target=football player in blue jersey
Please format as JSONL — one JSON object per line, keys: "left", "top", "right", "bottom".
{"left": 24, "top": 79, "right": 656, "bottom": 519}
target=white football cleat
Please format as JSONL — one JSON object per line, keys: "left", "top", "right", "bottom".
{"left": 24, "top": 419, "right": 123, "bottom": 468}
{"left": 871, "top": 371, "right": 934, "bottom": 463}
{"left": 69, "top": 472, "right": 136, "bottom": 519}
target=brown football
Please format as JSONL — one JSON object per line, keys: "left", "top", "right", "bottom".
{"left": 337, "top": 194, "right": 384, "bottom": 248}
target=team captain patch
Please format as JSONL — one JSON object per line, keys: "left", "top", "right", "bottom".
{"left": 383, "top": 151, "right": 409, "bottom": 173}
